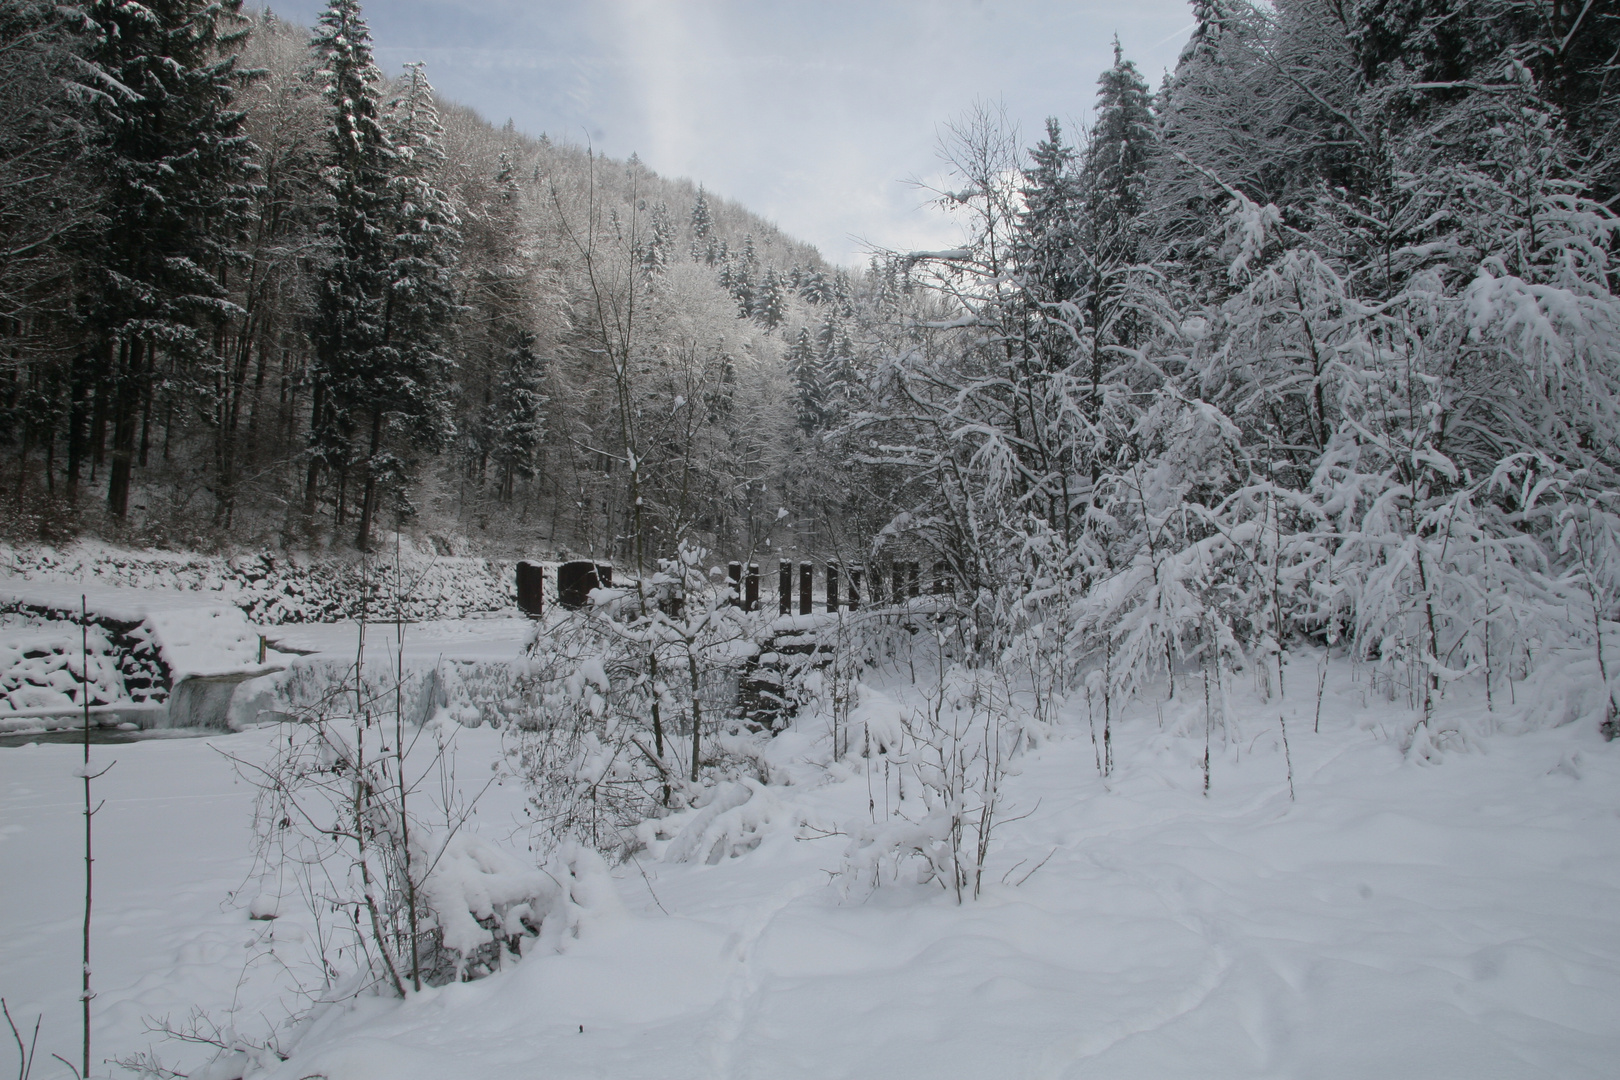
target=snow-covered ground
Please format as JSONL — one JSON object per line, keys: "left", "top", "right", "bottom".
{"left": 3, "top": 658, "right": 1619, "bottom": 1079}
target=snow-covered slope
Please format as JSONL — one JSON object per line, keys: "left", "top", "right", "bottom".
{"left": 3, "top": 665, "right": 1617, "bottom": 1079}
{"left": 0, "top": 540, "right": 520, "bottom": 624}
{"left": 1, "top": 580, "right": 274, "bottom": 677}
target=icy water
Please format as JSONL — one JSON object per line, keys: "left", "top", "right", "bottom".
{"left": 0, "top": 724, "right": 217, "bottom": 748}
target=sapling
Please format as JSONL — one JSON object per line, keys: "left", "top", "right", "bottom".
{"left": 76, "top": 597, "right": 112, "bottom": 1080}
{"left": 1203, "top": 660, "right": 1212, "bottom": 797}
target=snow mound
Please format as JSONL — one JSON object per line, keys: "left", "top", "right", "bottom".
{"left": 417, "top": 829, "right": 554, "bottom": 970}
{"left": 638, "top": 779, "right": 794, "bottom": 864}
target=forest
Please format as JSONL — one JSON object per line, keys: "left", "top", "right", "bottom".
{"left": 0, "top": 0, "right": 840, "bottom": 561}
{"left": 1, "top": 0, "right": 1617, "bottom": 734}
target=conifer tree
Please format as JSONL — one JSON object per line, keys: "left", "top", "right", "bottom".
{"left": 689, "top": 186, "right": 713, "bottom": 261}
{"left": 307, "top": 0, "right": 392, "bottom": 527}
{"left": 641, "top": 202, "right": 673, "bottom": 279}
{"left": 1016, "top": 117, "right": 1083, "bottom": 315}
{"left": 756, "top": 268, "right": 786, "bottom": 330}
{"left": 458, "top": 147, "right": 538, "bottom": 502}
{"left": 308, "top": 4, "right": 459, "bottom": 550}
{"left": 81, "top": 0, "right": 258, "bottom": 517}
{"left": 0, "top": 1, "right": 101, "bottom": 505}
{"left": 485, "top": 330, "right": 545, "bottom": 502}
{"left": 353, "top": 60, "right": 460, "bottom": 550}
{"left": 1081, "top": 40, "right": 1155, "bottom": 274}
{"left": 1076, "top": 40, "right": 1157, "bottom": 389}
{"left": 726, "top": 255, "right": 755, "bottom": 317}
{"left": 797, "top": 267, "right": 833, "bottom": 305}
{"left": 785, "top": 326, "right": 823, "bottom": 433}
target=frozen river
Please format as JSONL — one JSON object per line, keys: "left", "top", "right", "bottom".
{"left": 262, "top": 614, "right": 537, "bottom": 667}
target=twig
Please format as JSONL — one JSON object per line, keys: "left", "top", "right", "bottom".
{"left": 1280, "top": 714, "right": 1295, "bottom": 802}
{"left": 3, "top": 999, "right": 41, "bottom": 1080}
{"left": 628, "top": 734, "right": 674, "bottom": 783}
{"left": 625, "top": 852, "right": 669, "bottom": 915}
{"left": 1314, "top": 659, "right": 1326, "bottom": 734}
{"left": 1012, "top": 847, "right": 1057, "bottom": 887}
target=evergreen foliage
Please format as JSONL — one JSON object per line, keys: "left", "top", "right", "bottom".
{"left": 81, "top": 0, "right": 258, "bottom": 518}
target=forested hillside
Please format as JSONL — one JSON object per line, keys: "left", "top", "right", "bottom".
{"left": 0, "top": 0, "right": 853, "bottom": 561}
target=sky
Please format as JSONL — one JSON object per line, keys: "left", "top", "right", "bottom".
{"left": 265, "top": 1, "right": 1197, "bottom": 267}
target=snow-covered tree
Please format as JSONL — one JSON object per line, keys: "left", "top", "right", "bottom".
{"left": 81, "top": 0, "right": 259, "bottom": 517}
{"left": 306, "top": 0, "right": 393, "bottom": 528}
{"left": 308, "top": 8, "right": 459, "bottom": 551}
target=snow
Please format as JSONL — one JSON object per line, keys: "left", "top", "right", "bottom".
{"left": 3, "top": 653, "right": 1619, "bottom": 1079}
{"left": 0, "top": 580, "right": 280, "bottom": 679}
{"left": 0, "top": 541, "right": 520, "bottom": 625}
{"left": 0, "top": 624, "right": 126, "bottom": 716}
{"left": 261, "top": 616, "right": 537, "bottom": 667}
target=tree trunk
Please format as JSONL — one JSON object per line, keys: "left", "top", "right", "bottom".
{"left": 88, "top": 348, "right": 111, "bottom": 484}
{"left": 107, "top": 337, "right": 140, "bottom": 518}
{"left": 355, "top": 410, "right": 384, "bottom": 551}
{"left": 65, "top": 354, "right": 89, "bottom": 500}
{"left": 304, "top": 379, "right": 326, "bottom": 516}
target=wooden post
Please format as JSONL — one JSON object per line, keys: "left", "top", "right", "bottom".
{"left": 557, "top": 560, "right": 604, "bottom": 610}
{"left": 516, "top": 560, "right": 545, "bottom": 618}
{"left": 870, "top": 564, "right": 884, "bottom": 607}
{"left": 779, "top": 560, "right": 792, "bottom": 615}
{"left": 728, "top": 561, "right": 742, "bottom": 606}
{"left": 910, "top": 562, "right": 921, "bottom": 599}
{"left": 849, "top": 565, "right": 861, "bottom": 610}
{"left": 827, "top": 562, "right": 840, "bottom": 612}
{"left": 745, "top": 564, "right": 760, "bottom": 612}
{"left": 799, "top": 561, "right": 813, "bottom": 616}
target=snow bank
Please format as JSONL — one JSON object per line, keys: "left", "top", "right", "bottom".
{"left": 638, "top": 779, "right": 795, "bottom": 864}
{"left": 416, "top": 829, "right": 556, "bottom": 979}
{"left": 0, "top": 540, "right": 519, "bottom": 625}
{"left": 0, "top": 580, "right": 277, "bottom": 678}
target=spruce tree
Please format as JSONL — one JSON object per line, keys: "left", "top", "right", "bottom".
{"left": 1015, "top": 117, "right": 1084, "bottom": 360}
{"left": 485, "top": 330, "right": 546, "bottom": 503}
{"left": 756, "top": 268, "right": 786, "bottom": 330}
{"left": 689, "top": 186, "right": 713, "bottom": 261}
{"left": 459, "top": 147, "right": 536, "bottom": 501}
{"left": 307, "top": 0, "right": 392, "bottom": 528}
{"left": 785, "top": 326, "right": 823, "bottom": 433}
{"left": 798, "top": 267, "right": 832, "bottom": 305}
{"left": 1077, "top": 40, "right": 1157, "bottom": 388}
{"left": 727, "top": 255, "right": 755, "bottom": 317}
{"left": 80, "top": 0, "right": 258, "bottom": 517}
{"left": 309, "top": 4, "right": 460, "bottom": 550}
{"left": 641, "top": 202, "right": 673, "bottom": 279}
{"left": 1082, "top": 40, "right": 1155, "bottom": 271}
{"left": 353, "top": 60, "right": 459, "bottom": 550}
